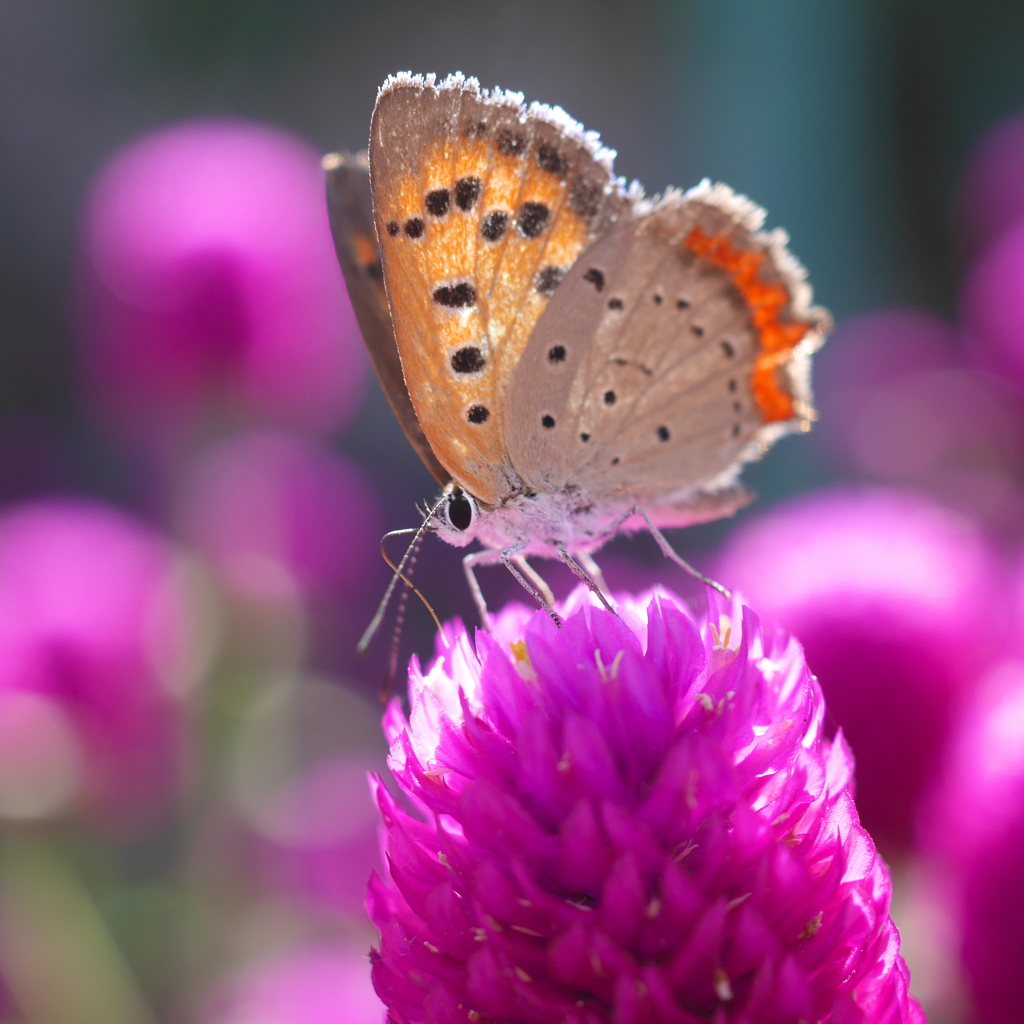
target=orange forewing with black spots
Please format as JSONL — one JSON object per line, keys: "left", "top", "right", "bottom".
{"left": 369, "top": 76, "right": 627, "bottom": 504}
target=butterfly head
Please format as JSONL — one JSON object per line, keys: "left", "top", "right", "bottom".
{"left": 434, "top": 486, "right": 479, "bottom": 547}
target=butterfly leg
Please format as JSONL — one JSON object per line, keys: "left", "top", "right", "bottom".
{"left": 557, "top": 548, "right": 616, "bottom": 614}
{"left": 463, "top": 547, "right": 564, "bottom": 628}
{"left": 503, "top": 545, "right": 563, "bottom": 627}
{"left": 575, "top": 550, "right": 610, "bottom": 596}
{"left": 627, "top": 506, "right": 731, "bottom": 599}
{"left": 512, "top": 555, "right": 556, "bottom": 609}
{"left": 462, "top": 548, "right": 502, "bottom": 628}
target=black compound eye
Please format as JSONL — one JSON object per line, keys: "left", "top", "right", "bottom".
{"left": 444, "top": 490, "right": 475, "bottom": 532}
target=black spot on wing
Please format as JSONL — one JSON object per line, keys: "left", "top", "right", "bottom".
{"left": 536, "top": 143, "right": 568, "bottom": 175}
{"left": 481, "top": 211, "right": 508, "bottom": 242}
{"left": 386, "top": 220, "right": 399, "bottom": 236}
{"left": 455, "top": 177, "right": 481, "bottom": 211}
{"left": 425, "top": 189, "right": 450, "bottom": 216}
{"left": 451, "top": 346, "right": 485, "bottom": 374}
{"left": 535, "top": 265, "right": 565, "bottom": 296}
{"left": 497, "top": 129, "right": 526, "bottom": 156}
{"left": 583, "top": 268, "right": 604, "bottom": 292}
{"left": 404, "top": 217, "right": 424, "bottom": 239}
{"left": 433, "top": 283, "right": 477, "bottom": 308}
{"left": 548, "top": 345, "right": 566, "bottom": 363}
{"left": 468, "top": 405, "right": 490, "bottom": 424}
{"left": 517, "top": 202, "right": 550, "bottom": 239}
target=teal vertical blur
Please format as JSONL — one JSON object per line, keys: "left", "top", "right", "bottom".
{"left": 660, "top": 0, "right": 905, "bottom": 320}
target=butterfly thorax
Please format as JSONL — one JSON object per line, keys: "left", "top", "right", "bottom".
{"left": 433, "top": 483, "right": 634, "bottom": 556}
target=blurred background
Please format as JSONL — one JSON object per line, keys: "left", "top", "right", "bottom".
{"left": 2, "top": 1, "right": 1024, "bottom": 1022}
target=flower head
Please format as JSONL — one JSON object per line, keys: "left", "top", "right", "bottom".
{"left": 920, "top": 660, "right": 1024, "bottom": 1024}
{"left": 78, "top": 120, "right": 366, "bottom": 443}
{"left": 0, "top": 499, "right": 198, "bottom": 828}
{"left": 716, "top": 487, "right": 999, "bottom": 855}
{"left": 369, "top": 588, "right": 923, "bottom": 1023}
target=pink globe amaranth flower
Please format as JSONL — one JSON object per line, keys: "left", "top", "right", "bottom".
{"left": 251, "top": 754, "right": 385, "bottom": 917}
{"left": 0, "top": 499, "right": 198, "bottom": 828}
{"left": 225, "top": 674, "right": 388, "bottom": 918}
{"left": 78, "top": 120, "right": 366, "bottom": 443}
{"left": 177, "top": 430, "right": 379, "bottom": 603}
{"left": 958, "top": 112, "right": 1024, "bottom": 260}
{"left": 919, "top": 662, "right": 1024, "bottom": 1024}
{"left": 175, "top": 430, "right": 382, "bottom": 667}
{"left": 961, "top": 219, "right": 1024, "bottom": 389}
{"left": 715, "top": 487, "right": 1000, "bottom": 856}
{"left": 811, "top": 309, "right": 1024, "bottom": 536}
{"left": 197, "top": 943, "right": 384, "bottom": 1024}
{"left": 369, "top": 587, "right": 923, "bottom": 1023}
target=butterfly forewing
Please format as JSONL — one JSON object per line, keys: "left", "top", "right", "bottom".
{"left": 369, "top": 73, "right": 629, "bottom": 504}
{"left": 505, "top": 184, "right": 829, "bottom": 520}
{"left": 324, "top": 152, "right": 450, "bottom": 485}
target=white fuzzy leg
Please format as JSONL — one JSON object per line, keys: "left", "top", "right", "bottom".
{"left": 512, "top": 555, "right": 556, "bottom": 609}
{"left": 463, "top": 548, "right": 502, "bottom": 628}
{"left": 593, "top": 506, "right": 731, "bottom": 598}
{"left": 503, "top": 544, "right": 562, "bottom": 626}
{"left": 463, "top": 545, "right": 564, "bottom": 628}
{"left": 575, "top": 550, "right": 610, "bottom": 596}
{"left": 557, "top": 548, "right": 616, "bottom": 614}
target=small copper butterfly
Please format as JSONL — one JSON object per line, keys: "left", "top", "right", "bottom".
{"left": 324, "top": 72, "right": 830, "bottom": 627}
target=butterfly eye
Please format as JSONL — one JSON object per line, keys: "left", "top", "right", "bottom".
{"left": 444, "top": 490, "right": 476, "bottom": 532}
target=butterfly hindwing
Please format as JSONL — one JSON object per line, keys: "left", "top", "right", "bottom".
{"left": 324, "top": 152, "right": 449, "bottom": 484}
{"left": 505, "top": 182, "right": 830, "bottom": 522}
{"left": 369, "top": 72, "right": 630, "bottom": 505}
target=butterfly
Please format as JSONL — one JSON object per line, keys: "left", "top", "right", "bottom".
{"left": 325, "top": 72, "right": 830, "bottom": 628}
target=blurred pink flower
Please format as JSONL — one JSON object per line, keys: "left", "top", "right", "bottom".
{"left": 223, "top": 672, "right": 388, "bottom": 919}
{"left": 251, "top": 754, "right": 384, "bottom": 917}
{"left": 0, "top": 500, "right": 197, "bottom": 828}
{"left": 920, "top": 661, "right": 1024, "bottom": 1024}
{"left": 177, "top": 430, "right": 379, "bottom": 605}
{"left": 814, "top": 309, "right": 1024, "bottom": 536}
{"left": 371, "top": 587, "right": 923, "bottom": 1023}
{"left": 961, "top": 220, "right": 1024, "bottom": 389}
{"left": 958, "top": 112, "right": 1024, "bottom": 260}
{"left": 716, "top": 487, "right": 1000, "bottom": 856}
{"left": 198, "top": 944, "right": 384, "bottom": 1024}
{"left": 78, "top": 120, "right": 366, "bottom": 443}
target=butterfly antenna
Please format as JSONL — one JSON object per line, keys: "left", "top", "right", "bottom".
{"left": 384, "top": 527, "right": 426, "bottom": 697}
{"left": 357, "top": 490, "right": 450, "bottom": 656}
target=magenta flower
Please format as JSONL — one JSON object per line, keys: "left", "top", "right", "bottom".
{"left": 961, "top": 219, "right": 1024, "bottom": 390}
{"left": 812, "top": 309, "right": 1024, "bottom": 535}
{"left": 958, "top": 112, "right": 1024, "bottom": 260}
{"left": 176, "top": 430, "right": 379, "bottom": 603}
{"left": 197, "top": 943, "right": 384, "bottom": 1024}
{"left": 369, "top": 588, "right": 923, "bottom": 1023}
{"left": 78, "top": 120, "right": 366, "bottom": 444}
{"left": 0, "top": 499, "right": 198, "bottom": 828}
{"left": 920, "top": 661, "right": 1024, "bottom": 1024}
{"left": 226, "top": 676, "right": 387, "bottom": 917}
{"left": 716, "top": 487, "right": 999, "bottom": 855}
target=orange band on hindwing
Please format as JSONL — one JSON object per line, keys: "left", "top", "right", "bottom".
{"left": 683, "top": 226, "right": 812, "bottom": 423}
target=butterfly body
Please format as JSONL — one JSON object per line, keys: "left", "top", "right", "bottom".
{"left": 325, "top": 73, "right": 829, "bottom": 619}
